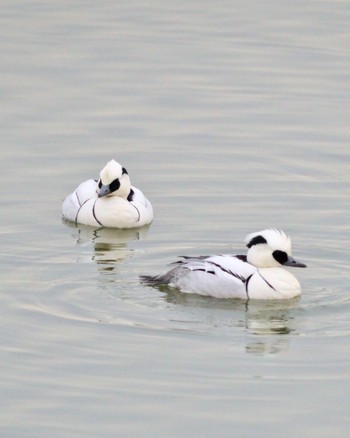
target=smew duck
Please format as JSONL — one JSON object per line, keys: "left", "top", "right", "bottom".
{"left": 62, "top": 159, "right": 153, "bottom": 228}
{"left": 142, "top": 229, "right": 306, "bottom": 299}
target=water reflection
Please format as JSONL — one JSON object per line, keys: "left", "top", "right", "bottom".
{"left": 242, "top": 299, "right": 299, "bottom": 355}
{"left": 243, "top": 299, "right": 299, "bottom": 335}
{"left": 161, "top": 287, "right": 299, "bottom": 355}
{"left": 63, "top": 220, "right": 150, "bottom": 268}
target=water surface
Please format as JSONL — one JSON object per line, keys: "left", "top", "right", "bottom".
{"left": 1, "top": 1, "right": 350, "bottom": 437}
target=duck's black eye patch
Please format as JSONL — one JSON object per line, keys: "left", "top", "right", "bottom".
{"left": 109, "top": 178, "right": 120, "bottom": 192}
{"left": 272, "top": 250, "right": 288, "bottom": 265}
{"left": 247, "top": 235, "right": 267, "bottom": 248}
{"left": 98, "top": 180, "right": 102, "bottom": 189}
{"left": 122, "top": 167, "right": 128, "bottom": 175}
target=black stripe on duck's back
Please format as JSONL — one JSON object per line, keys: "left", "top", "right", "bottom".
{"left": 173, "top": 255, "right": 210, "bottom": 265}
{"left": 235, "top": 255, "right": 248, "bottom": 262}
{"left": 192, "top": 268, "right": 216, "bottom": 275}
{"left": 206, "top": 260, "right": 247, "bottom": 283}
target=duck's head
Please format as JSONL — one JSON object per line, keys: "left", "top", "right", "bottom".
{"left": 244, "top": 229, "right": 307, "bottom": 269}
{"left": 96, "top": 160, "right": 131, "bottom": 199}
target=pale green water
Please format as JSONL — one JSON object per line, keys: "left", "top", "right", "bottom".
{"left": 1, "top": 1, "right": 350, "bottom": 437}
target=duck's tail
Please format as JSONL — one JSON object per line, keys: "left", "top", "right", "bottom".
{"left": 140, "top": 274, "right": 167, "bottom": 286}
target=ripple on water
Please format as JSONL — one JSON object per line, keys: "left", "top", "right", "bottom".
{"left": 12, "top": 219, "right": 347, "bottom": 347}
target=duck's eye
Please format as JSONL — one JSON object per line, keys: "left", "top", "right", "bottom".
{"left": 98, "top": 180, "right": 102, "bottom": 189}
{"left": 109, "top": 178, "right": 120, "bottom": 192}
{"left": 122, "top": 167, "right": 128, "bottom": 175}
{"left": 272, "top": 250, "right": 288, "bottom": 265}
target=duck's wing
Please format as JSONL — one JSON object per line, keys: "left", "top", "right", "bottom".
{"left": 75, "top": 179, "right": 98, "bottom": 204}
{"left": 176, "top": 254, "right": 255, "bottom": 283}
{"left": 142, "top": 254, "right": 257, "bottom": 299}
{"left": 62, "top": 179, "right": 97, "bottom": 222}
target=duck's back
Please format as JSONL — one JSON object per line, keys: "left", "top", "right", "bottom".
{"left": 145, "top": 255, "right": 257, "bottom": 299}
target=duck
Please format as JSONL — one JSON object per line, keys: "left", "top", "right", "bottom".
{"left": 62, "top": 159, "right": 154, "bottom": 228}
{"left": 141, "top": 229, "right": 307, "bottom": 299}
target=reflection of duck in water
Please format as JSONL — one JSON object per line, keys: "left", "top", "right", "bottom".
{"left": 142, "top": 229, "right": 306, "bottom": 299}
{"left": 62, "top": 159, "right": 154, "bottom": 228}
{"left": 162, "top": 288, "right": 298, "bottom": 355}
{"left": 64, "top": 221, "right": 150, "bottom": 266}
{"left": 243, "top": 300, "right": 299, "bottom": 355}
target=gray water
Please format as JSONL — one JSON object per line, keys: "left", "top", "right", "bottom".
{"left": 1, "top": 1, "right": 350, "bottom": 437}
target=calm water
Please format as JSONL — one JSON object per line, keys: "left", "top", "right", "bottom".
{"left": 1, "top": 1, "right": 350, "bottom": 437}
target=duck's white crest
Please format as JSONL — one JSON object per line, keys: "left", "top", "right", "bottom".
{"left": 62, "top": 159, "right": 153, "bottom": 229}
{"left": 142, "top": 228, "right": 306, "bottom": 300}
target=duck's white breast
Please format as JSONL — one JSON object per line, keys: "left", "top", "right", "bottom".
{"left": 247, "top": 268, "right": 302, "bottom": 300}
{"left": 93, "top": 194, "right": 153, "bottom": 228}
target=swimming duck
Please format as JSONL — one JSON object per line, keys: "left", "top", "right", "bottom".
{"left": 62, "top": 159, "right": 154, "bottom": 228}
{"left": 142, "top": 229, "right": 306, "bottom": 299}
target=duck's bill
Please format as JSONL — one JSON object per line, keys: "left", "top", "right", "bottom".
{"left": 97, "top": 184, "right": 112, "bottom": 198}
{"left": 283, "top": 256, "right": 307, "bottom": 268}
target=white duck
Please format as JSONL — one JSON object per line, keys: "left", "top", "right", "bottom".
{"left": 142, "top": 229, "right": 306, "bottom": 299}
{"left": 62, "top": 159, "right": 154, "bottom": 228}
